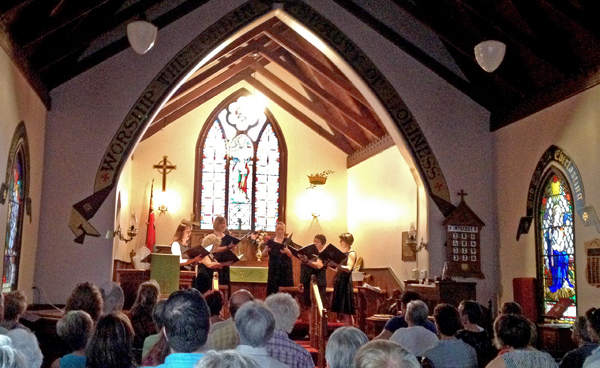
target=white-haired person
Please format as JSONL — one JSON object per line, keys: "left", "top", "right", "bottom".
{"left": 51, "top": 310, "right": 94, "bottom": 368}
{"left": 265, "top": 293, "right": 314, "bottom": 368}
{"left": 195, "top": 350, "right": 259, "bottom": 368}
{"left": 354, "top": 340, "right": 421, "bottom": 368}
{"left": 235, "top": 301, "right": 289, "bottom": 368}
{"left": 390, "top": 300, "right": 439, "bottom": 357}
{"left": 99, "top": 281, "right": 124, "bottom": 315}
{"left": 325, "top": 326, "right": 368, "bottom": 368}
{"left": 0, "top": 335, "right": 26, "bottom": 368}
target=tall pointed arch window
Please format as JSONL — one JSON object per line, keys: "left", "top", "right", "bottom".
{"left": 196, "top": 92, "right": 287, "bottom": 231}
{"left": 3, "top": 122, "right": 29, "bottom": 293}
{"left": 537, "top": 169, "right": 576, "bottom": 322}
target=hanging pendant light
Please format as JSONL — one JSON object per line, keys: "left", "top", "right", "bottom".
{"left": 474, "top": 40, "right": 506, "bottom": 73}
{"left": 127, "top": 19, "right": 158, "bottom": 55}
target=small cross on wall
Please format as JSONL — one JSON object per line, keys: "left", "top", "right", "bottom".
{"left": 153, "top": 156, "right": 176, "bottom": 191}
{"left": 457, "top": 189, "right": 468, "bottom": 202}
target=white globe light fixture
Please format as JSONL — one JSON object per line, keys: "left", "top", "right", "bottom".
{"left": 127, "top": 20, "right": 158, "bottom": 55}
{"left": 474, "top": 40, "right": 506, "bottom": 73}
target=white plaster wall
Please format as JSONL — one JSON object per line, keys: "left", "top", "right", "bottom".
{"left": 0, "top": 47, "right": 47, "bottom": 302}
{"left": 495, "top": 83, "right": 600, "bottom": 314}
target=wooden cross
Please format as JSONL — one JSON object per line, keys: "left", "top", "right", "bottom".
{"left": 458, "top": 189, "right": 468, "bottom": 202}
{"left": 153, "top": 156, "right": 176, "bottom": 191}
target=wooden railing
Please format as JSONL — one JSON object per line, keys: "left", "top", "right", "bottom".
{"left": 310, "top": 275, "right": 327, "bottom": 368}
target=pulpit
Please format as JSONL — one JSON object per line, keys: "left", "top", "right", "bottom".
{"left": 405, "top": 280, "right": 476, "bottom": 313}
{"left": 150, "top": 254, "right": 180, "bottom": 297}
{"left": 230, "top": 261, "right": 269, "bottom": 299}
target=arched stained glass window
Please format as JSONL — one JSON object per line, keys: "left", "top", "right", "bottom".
{"left": 196, "top": 92, "right": 286, "bottom": 231}
{"left": 537, "top": 169, "right": 576, "bottom": 322}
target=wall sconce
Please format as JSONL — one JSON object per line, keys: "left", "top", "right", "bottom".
{"left": 407, "top": 222, "right": 428, "bottom": 254}
{"left": 474, "top": 40, "right": 506, "bottom": 73}
{"left": 127, "top": 17, "right": 157, "bottom": 55}
{"left": 113, "top": 214, "right": 138, "bottom": 243}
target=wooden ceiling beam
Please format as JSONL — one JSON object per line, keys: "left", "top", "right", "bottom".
{"left": 264, "top": 30, "right": 371, "bottom": 108}
{"left": 250, "top": 77, "right": 354, "bottom": 154}
{"left": 258, "top": 47, "right": 385, "bottom": 138}
{"left": 254, "top": 66, "right": 370, "bottom": 147}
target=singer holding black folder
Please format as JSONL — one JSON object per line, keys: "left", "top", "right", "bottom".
{"left": 299, "top": 234, "right": 327, "bottom": 307}
{"left": 171, "top": 224, "right": 204, "bottom": 268}
{"left": 206, "top": 216, "right": 235, "bottom": 287}
{"left": 263, "top": 222, "right": 294, "bottom": 295}
{"left": 329, "top": 232, "right": 357, "bottom": 326}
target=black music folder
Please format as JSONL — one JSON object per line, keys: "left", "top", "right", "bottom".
{"left": 288, "top": 243, "right": 319, "bottom": 260}
{"left": 182, "top": 246, "right": 210, "bottom": 259}
{"left": 221, "top": 234, "right": 241, "bottom": 247}
{"left": 318, "top": 243, "right": 347, "bottom": 264}
{"left": 212, "top": 248, "right": 241, "bottom": 263}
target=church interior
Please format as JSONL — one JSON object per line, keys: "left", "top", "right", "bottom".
{"left": 1, "top": 0, "right": 600, "bottom": 365}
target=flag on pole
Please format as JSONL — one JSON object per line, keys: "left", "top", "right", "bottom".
{"left": 146, "top": 180, "right": 156, "bottom": 251}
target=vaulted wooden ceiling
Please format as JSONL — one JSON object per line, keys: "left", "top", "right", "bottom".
{"left": 1, "top": 0, "right": 600, "bottom": 134}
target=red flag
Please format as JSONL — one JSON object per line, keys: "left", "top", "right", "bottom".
{"left": 146, "top": 180, "right": 156, "bottom": 251}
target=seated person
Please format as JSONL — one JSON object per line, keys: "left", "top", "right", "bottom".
{"left": 325, "top": 327, "right": 368, "bottom": 368}
{"left": 354, "top": 340, "right": 420, "bottom": 368}
{"left": 0, "top": 335, "right": 26, "bottom": 368}
{"left": 99, "top": 282, "right": 125, "bottom": 315}
{"left": 424, "top": 304, "right": 477, "bottom": 368}
{"left": 51, "top": 311, "right": 94, "bottom": 368}
{"left": 206, "top": 289, "right": 254, "bottom": 350}
{"left": 1, "top": 291, "right": 28, "bottom": 331}
{"left": 86, "top": 313, "right": 136, "bottom": 368}
{"left": 390, "top": 300, "right": 438, "bottom": 357}
{"left": 561, "top": 315, "right": 598, "bottom": 368}
{"left": 486, "top": 314, "right": 557, "bottom": 368}
{"left": 2, "top": 291, "right": 43, "bottom": 368}
{"left": 457, "top": 300, "right": 495, "bottom": 368}
{"left": 197, "top": 350, "right": 259, "bottom": 368}
{"left": 127, "top": 280, "right": 160, "bottom": 350}
{"left": 141, "top": 300, "right": 168, "bottom": 361}
{"left": 204, "top": 290, "right": 225, "bottom": 325}
{"left": 65, "top": 282, "right": 104, "bottom": 322}
{"left": 583, "top": 308, "right": 600, "bottom": 368}
{"left": 374, "top": 291, "right": 436, "bottom": 340}
{"left": 500, "top": 302, "right": 523, "bottom": 316}
{"left": 234, "top": 301, "right": 289, "bottom": 368}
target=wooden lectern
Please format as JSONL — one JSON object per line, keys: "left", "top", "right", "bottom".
{"left": 150, "top": 254, "right": 181, "bottom": 298}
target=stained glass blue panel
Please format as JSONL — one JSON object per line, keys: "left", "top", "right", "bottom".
{"left": 540, "top": 174, "right": 576, "bottom": 322}
{"left": 200, "top": 121, "right": 227, "bottom": 229}
{"left": 3, "top": 154, "right": 24, "bottom": 293}
{"left": 255, "top": 124, "right": 280, "bottom": 231}
{"left": 227, "top": 134, "right": 254, "bottom": 230}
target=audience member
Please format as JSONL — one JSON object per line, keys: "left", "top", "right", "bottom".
{"left": 86, "top": 313, "right": 136, "bottom": 368}
{"left": 500, "top": 302, "right": 523, "bottom": 316}
{"left": 354, "top": 340, "right": 420, "bottom": 368}
{"left": 583, "top": 308, "right": 600, "bottom": 368}
{"left": 457, "top": 300, "right": 495, "bottom": 367}
{"left": 1, "top": 291, "right": 27, "bottom": 331}
{"left": 142, "top": 300, "right": 167, "bottom": 361}
{"left": 128, "top": 280, "right": 160, "bottom": 350}
{"left": 264, "top": 293, "right": 314, "bottom": 368}
{"left": 204, "top": 290, "right": 225, "bottom": 325}
{"left": 154, "top": 289, "right": 211, "bottom": 368}
{"left": 206, "top": 289, "right": 254, "bottom": 350}
{"left": 195, "top": 350, "right": 259, "bottom": 368}
{"left": 487, "top": 314, "right": 557, "bottom": 368}
{"left": 562, "top": 315, "right": 599, "bottom": 368}
{"left": 234, "top": 301, "right": 289, "bottom": 368}
{"left": 51, "top": 310, "right": 93, "bottom": 368}
{"left": 0, "top": 335, "right": 26, "bottom": 368}
{"left": 325, "top": 327, "right": 368, "bottom": 368}
{"left": 390, "top": 300, "right": 438, "bottom": 356}
{"left": 424, "top": 304, "right": 477, "bottom": 368}
{"left": 375, "top": 291, "right": 436, "bottom": 340}
{"left": 65, "top": 282, "right": 104, "bottom": 322}
{"left": 100, "top": 282, "right": 125, "bottom": 315}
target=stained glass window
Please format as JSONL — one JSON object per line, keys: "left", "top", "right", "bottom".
{"left": 3, "top": 152, "right": 25, "bottom": 293}
{"left": 198, "top": 94, "right": 285, "bottom": 231}
{"left": 539, "top": 172, "right": 576, "bottom": 322}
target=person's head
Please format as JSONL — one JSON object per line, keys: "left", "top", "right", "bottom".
{"left": 325, "top": 327, "right": 368, "bottom": 368}
{"left": 493, "top": 313, "right": 532, "bottom": 349}
{"left": 354, "top": 340, "right": 420, "bottom": 368}
{"left": 314, "top": 234, "right": 326, "bottom": 248}
{"left": 204, "top": 290, "right": 224, "bottom": 317}
{"left": 162, "top": 289, "right": 210, "bottom": 353}
{"left": 572, "top": 316, "right": 593, "bottom": 344}
{"left": 459, "top": 300, "right": 483, "bottom": 326}
{"left": 265, "top": 292, "right": 300, "bottom": 334}
{"left": 229, "top": 289, "right": 254, "bottom": 320}
{"left": 65, "top": 282, "right": 104, "bottom": 322}
{"left": 339, "top": 232, "right": 354, "bottom": 249}
{"left": 213, "top": 216, "right": 227, "bottom": 233}
{"left": 56, "top": 310, "right": 94, "bottom": 352}
{"left": 3, "top": 291, "right": 26, "bottom": 323}
{"left": 433, "top": 303, "right": 462, "bottom": 337}
{"left": 100, "top": 282, "right": 125, "bottom": 315}
{"left": 131, "top": 280, "right": 160, "bottom": 314}
{"left": 235, "top": 301, "right": 275, "bottom": 348}
{"left": 196, "top": 350, "right": 259, "bottom": 368}
{"left": 275, "top": 222, "right": 285, "bottom": 237}
{"left": 152, "top": 299, "right": 167, "bottom": 330}
{"left": 0, "top": 335, "right": 26, "bottom": 368}
{"left": 586, "top": 308, "right": 600, "bottom": 342}
{"left": 501, "top": 301, "right": 523, "bottom": 316}
{"left": 173, "top": 224, "right": 191, "bottom": 243}
{"left": 86, "top": 313, "right": 135, "bottom": 368}
{"left": 399, "top": 291, "right": 421, "bottom": 313}
{"left": 405, "top": 300, "right": 429, "bottom": 326}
